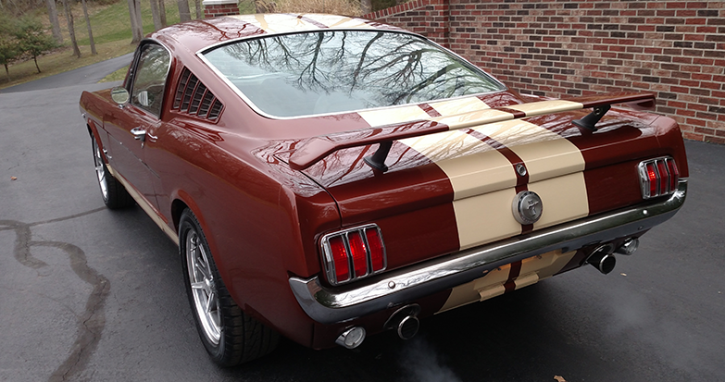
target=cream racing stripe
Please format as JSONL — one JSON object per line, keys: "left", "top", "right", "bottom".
{"left": 470, "top": 119, "right": 589, "bottom": 228}
{"left": 435, "top": 108, "right": 514, "bottom": 130}
{"left": 400, "top": 129, "right": 477, "bottom": 162}
{"left": 472, "top": 119, "right": 585, "bottom": 182}
{"left": 305, "top": 14, "right": 375, "bottom": 29}
{"left": 437, "top": 263, "right": 511, "bottom": 313}
{"left": 453, "top": 188, "right": 522, "bottom": 250}
{"left": 439, "top": 151, "right": 517, "bottom": 200}
{"left": 518, "top": 250, "right": 577, "bottom": 280}
{"left": 106, "top": 164, "right": 179, "bottom": 244}
{"left": 358, "top": 105, "right": 431, "bottom": 127}
{"left": 400, "top": 130, "right": 516, "bottom": 200}
{"left": 437, "top": 249, "right": 576, "bottom": 313}
{"left": 429, "top": 97, "right": 490, "bottom": 116}
{"left": 528, "top": 172, "right": 589, "bottom": 230}
{"left": 401, "top": 129, "right": 520, "bottom": 249}
{"left": 367, "top": 101, "right": 588, "bottom": 253}
{"left": 506, "top": 99, "right": 583, "bottom": 116}
{"left": 230, "top": 14, "right": 324, "bottom": 34}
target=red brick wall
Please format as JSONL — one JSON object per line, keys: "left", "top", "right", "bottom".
{"left": 365, "top": 0, "right": 725, "bottom": 144}
{"left": 204, "top": 2, "right": 239, "bottom": 18}
{"left": 366, "top": 0, "right": 451, "bottom": 47}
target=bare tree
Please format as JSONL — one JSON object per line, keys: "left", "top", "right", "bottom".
{"left": 178, "top": 0, "right": 191, "bottom": 22}
{"left": 254, "top": 0, "right": 275, "bottom": 13}
{"left": 127, "top": 0, "right": 143, "bottom": 44}
{"left": 80, "top": 0, "right": 96, "bottom": 54}
{"left": 60, "top": 0, "right": 81, "bottom": 57}
{"left": 158, "top": 0, "right": 167, "bottom": 27}
{"left": 133, "top": 0, "right": 143, "bottom": 37}
{"left": 44, "top": 0, "right": 63, "bottom": 44}
{"left": 360, "top": 0, "right": 371, "bottom": 15}
{"left": 194, "top": 0, "right": 201, "bottom": 20}
{"left": 150, "top": 0, "right": 162, "bottom": 30}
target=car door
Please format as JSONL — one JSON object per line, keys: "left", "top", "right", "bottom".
{"left": 104, "top": 42, "right": 171, "bottom": 211}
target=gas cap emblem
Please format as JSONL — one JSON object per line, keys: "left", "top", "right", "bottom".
{"left": 512, "top": 191, "right": 543, "bottom": 225}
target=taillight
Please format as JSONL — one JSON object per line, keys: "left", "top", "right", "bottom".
{"left": 321, "top": 224, "right": 386, "bottom": 286}
{"left": 638, "top": 157, "right": 679, "bottom": 199}
{"left": 366, "top": 228, "right": 386, "bottom": 272}
{"left": 328, "top": 236, "right": 350, "bottom": 283}
{"left": 348, "top": 231, "right": 368, "bottom": 277}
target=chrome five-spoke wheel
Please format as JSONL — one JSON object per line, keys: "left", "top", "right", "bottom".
{"left": 185, "top": 228, "right": 221, "bottom": 345}
{"left": 179, "top": 209, "right": 280, "bottom": 366}
{"left": 89, "top": 133, "right": 134, "bottom": 209}
{"left": 92, "top": 138, "right": 109, "bottom": 201}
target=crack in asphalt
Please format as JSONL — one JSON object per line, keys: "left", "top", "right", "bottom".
{"left": 0, "top": 207, "right": 108, "bottom": 382}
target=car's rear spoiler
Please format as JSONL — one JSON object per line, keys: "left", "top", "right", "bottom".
{"left": 288, "top": 92, "right": 655, "bottom": 172}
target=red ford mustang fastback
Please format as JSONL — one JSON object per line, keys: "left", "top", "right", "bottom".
{"left": 79, "top": 13, "right": 688, "bottom": 366}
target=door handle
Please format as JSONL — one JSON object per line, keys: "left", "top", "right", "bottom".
{"left": 130, "top": 127, "right": 146, "bottom": 142}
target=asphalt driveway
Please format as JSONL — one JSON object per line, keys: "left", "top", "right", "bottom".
{"left": 0, "top": 58, "right": 723, "bottom": 382}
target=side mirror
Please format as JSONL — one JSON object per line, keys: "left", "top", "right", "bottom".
{"left": 110, "top": 86, "right": 130, "bottom": 105}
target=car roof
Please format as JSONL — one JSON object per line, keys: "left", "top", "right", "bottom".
{"left": 150, "top": 13, "right": 407, "bottom": 54}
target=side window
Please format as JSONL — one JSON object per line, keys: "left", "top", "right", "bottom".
{"left": 131, "top": 43, "right": 171, "bottom": 117}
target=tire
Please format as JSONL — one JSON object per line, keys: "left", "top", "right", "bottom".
{"left": 179, "top": 209, "right": 279, "bottom": 367}
{"left": 91, "top": 134, "right": 134, "bottom": 209}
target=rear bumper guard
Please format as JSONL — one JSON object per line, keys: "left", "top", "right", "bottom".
{"left": 289, "top": 180, "right": 687, "bottom": 324}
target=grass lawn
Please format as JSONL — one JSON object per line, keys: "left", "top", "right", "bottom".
{"left": 1, "top": 0, "right": 369, "bottom": 89}
{"left": 0, "top": 0, "right": 187, "bottom": 90}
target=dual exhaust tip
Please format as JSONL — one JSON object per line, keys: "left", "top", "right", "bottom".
{"left": 587, "top": 238, "right": 639, "bottom": 275}
{"left": 336, "top": 304, "right": 421, "bottom": 349}
{"left": 338, "top": 239, "right": 640, "bottom": 349}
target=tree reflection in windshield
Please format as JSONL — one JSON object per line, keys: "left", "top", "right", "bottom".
{"left": 204, "top": 31, "right": 503, "bottom": 118}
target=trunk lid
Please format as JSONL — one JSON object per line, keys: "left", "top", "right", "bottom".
{"left": 279, "top": 92, "right": 688, "bottom": 271}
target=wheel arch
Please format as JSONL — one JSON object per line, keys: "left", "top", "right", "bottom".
{"left": 169, "top": 191, "right": 223, "bottom": 274}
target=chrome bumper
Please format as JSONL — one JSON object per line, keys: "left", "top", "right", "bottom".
{"left": 289, "top": 180, "right": 687, "bottom": 324}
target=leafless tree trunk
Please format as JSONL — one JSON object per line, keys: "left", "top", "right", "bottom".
{"left": 254, "top": 0, "right": 275, "bottom": 13}
{"left": 127, "top": 0, "right": 143, "bottom": 44}
{"left": 360, "top": 0, "right": 371, "bottom": 14}
{"left": 178, "top": 0, "right": 191, "bottom": 22}
{"left": 150, "top": 0, "right": 162, "bottom": 30}
{"left": 45, "top": 0, "right": 63, "bottom": 44}
{"left": 61, "top": 0, "right": 81, "bottom": 57}
{"left": 134, "top": 0, "right": 143, "bottom": 36}
{"left": 158, "top": 0, "right": 167, "bottom": 27}
{"left": 194, "top": 0, "right": 201, "bottom": 20}
{"left": 80, "top": 0, "right": 96, "bottom": 54}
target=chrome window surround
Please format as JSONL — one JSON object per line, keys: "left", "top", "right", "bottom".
{"left": 638, "top": 156, "right": 678, "bottom": 199}
{"left": 291, "top": 180, "right": 687, "bottom": 324}
{"left": 127, "top": 39, "right": 173, "bottom": 119}
{"left": 196, "top": 29, "right": 508, "bottom": 121}
{"left": 320, "top": 224, "right": 387, "bottom": 286}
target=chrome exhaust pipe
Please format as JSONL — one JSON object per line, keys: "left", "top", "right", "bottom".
{"left": 335, "top": 327, "right": 366, "bottom": 349}
{"left": 616, "top": 238, "right": 639, "bottom": 255}
{"left": 397, "top": 315, "right": 420, "bottom": 340}
{"left": 587, "top": 244, "right": 616, "bottom": 275}
{"left": 384, "top": 304, "right": 421, "bottom": 340}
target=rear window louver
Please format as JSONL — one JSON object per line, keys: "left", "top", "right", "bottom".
{"left": 173, "top": 68, "right": 223, "bottom": 121}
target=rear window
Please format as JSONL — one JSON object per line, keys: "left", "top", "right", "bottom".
{"left": 202, "top": 31, "right": 505, "bottom": 118}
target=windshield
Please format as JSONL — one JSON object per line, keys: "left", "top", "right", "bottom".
{"left": 203, "top": 31, "right": 505, "bottom": 118}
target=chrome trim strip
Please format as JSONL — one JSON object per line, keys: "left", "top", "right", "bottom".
{"left": 289, "top": 180, "right": 687, "bottom": 324}
{"left": 127, "top": 39, "right": 173, "bottom": 119}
